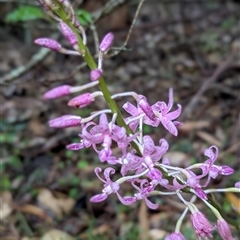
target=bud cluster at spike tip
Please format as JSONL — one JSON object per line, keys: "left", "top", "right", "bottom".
{"left": 35, "top": 2, "right": 240, "bottom": 239}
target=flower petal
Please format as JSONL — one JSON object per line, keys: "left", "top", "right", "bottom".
{"left": 143, "top": 135, "right": 155, "bottom": 155}
{"left": 90, "top": 193, "right": 108, "bottom": 202}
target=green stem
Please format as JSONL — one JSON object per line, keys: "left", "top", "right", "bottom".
{"left": 55, "top": 4, "right": 140, "bottom": 150}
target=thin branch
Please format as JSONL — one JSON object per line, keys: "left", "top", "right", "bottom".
{"left": 91, "top": 0, "right": 127, "bottom": 22}
{"left": 180, "top": 54, "right": 235, "bottom": 120}
{"left": 90, "top": 23, "right": 99, "bottom": 54}
{"left": 0, "top": 47, "right": 51, "bottom": 85}
{"left": 107, "top": 0, "right": 147, "bottom": 58}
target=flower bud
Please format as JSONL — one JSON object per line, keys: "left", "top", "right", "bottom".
{"left": 68, "top": 93, "right": 94, "bottom": 108}
{"left": 190, "top": 211, "right": 215, "bottom": 238}
{"left": 90, "top": 69, "right": 102, "bottom": 81}
{"left": 217, "top": 219, "right": 233, "bottom": 240}
{"left": 34, "top": 38, "right": 61, "bottom": 51}
{"left": 59, "top": 22, "right": 78, "bottom": 46}
{"left": 49, "top": 115, "right": 81, "bottom": 128}
{"left": 165, "top": 232, "right": 186, "bottom": 240}
{"left": 235, "top": 181, "right": 240, "bottom": 188}
{"left": 99, "top": 32, "right": 114, "bottom": 52}
{"left": 43, "top": 85, "right": 71, "bottom": 99}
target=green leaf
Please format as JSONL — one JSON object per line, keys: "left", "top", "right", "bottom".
{"left": 76, "top": 9, "right": 92, "bottom": 26}
{"left": 65, "top": 150, "right": 74, "bottom": 158}
{"left": 143, "top": 125, "right": 152, "bottom": 134}
{"left": 77, "top": 160, "right": 88, "bottom": 169}
{"left": 69, "top": 188, "right": 78, "bottom": 199}
{"left": 1, "top": 176, "right": 11, "bottom": 190}
{"left": 8, "top": 156, "right": 22, "bottom": 168}
{"left": 5, "top": 6, "right": 44, "bottom": 23}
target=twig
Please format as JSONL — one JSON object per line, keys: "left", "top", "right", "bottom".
{"left": 0, "top": 47, "right": 51, "bottom": 85}
{"left": 219, "top": 141, "right": 240, "bottom": 160}
{"left": 209, "top": 83, "right": 239, "bottom": 98}
{"left": 180, "top": 54, "right": 235, "bottom": 120}
{"left": 90, "top": 23, "right": 100, "bottom": 54}
{"left": 107, "top": 0, "right": 146, "bottom": 58}
{"left": 91, "top": 0, "right": 127, "bottom": 22}
{"left": 123, "top": 0, "right": 146, "bottom": 48}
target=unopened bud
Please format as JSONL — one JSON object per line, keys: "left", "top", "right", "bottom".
{"left": 34, "top": 38, "right": 61, "bottom": 51}
{"left": 99, "top": 32, "right": 114, "bottom": 52}
{"left": 68, "top": 93, "right": 94, "bottom": 108}
{"left": 235, "top": 181, "right": 240, "bottom": 188}
{"left": 217, "top": 219, "right": 233, "bottom": 240}
{"left": 49, "top": 115, "right": 81, "bottom": 128}
{"left": 59, "top": 22, "right": 78, "bottom": 46}
{"left": 165, "top": 232, "right": 186, "bottom": 240}
{"left": 43, "top": 85, "right": 71, "bottom": 99}
{"left": 90, "top": 69, "right": 102, "bottom": 81}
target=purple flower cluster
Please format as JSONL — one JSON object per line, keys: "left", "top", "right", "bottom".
{"left": 37, "top": 1, "right": 239, "bottom": 239}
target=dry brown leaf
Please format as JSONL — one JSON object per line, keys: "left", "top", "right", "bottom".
{"left": 225, "top": 193, "right": 240, "bottom": 215}
{"left": 57, "top": 198, "right": 75, "bottom": 215}
{"left": 149, "top": 213, "right": 169, "bottom": 229}
{"left": 37, "top": 189, "right": 75, "bottom": 218}
{"left": 196, "top": 131, "right": 222, "bottom": 147}
{"left": 179, "top": 120, "right": 210, "bottom": 132}
{"left": 29, "top": 118, "right": 46, "bottom": 136}
{"left": 219, "top": 141, "right": 240, "bottom": 159}
{"left": 17, "top": 204, "right": 53, "bottom": 223}
{"left": 138, "top": 200, "right": 150, "bottom": 240}
{"left": 164, "top": 151, "right": 190, "bottom": 167}
{"left": 0, "top": 191, "right": 13, "bottom": 219}
{"left": 148, "top": 229, "right": 167, "bottom": 240}
{"left": 41, "top": 229, "right": 73, "bottom": 240}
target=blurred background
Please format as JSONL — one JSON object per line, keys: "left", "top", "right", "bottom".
{"left": 0, "top": 0, "right": 239, "bottom": 239}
